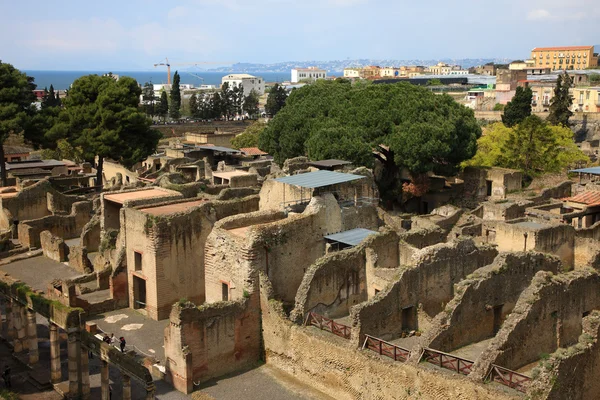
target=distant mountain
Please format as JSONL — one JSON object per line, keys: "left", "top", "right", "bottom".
{"left": 196, "top": 58, "right": 512, "bottom": 73}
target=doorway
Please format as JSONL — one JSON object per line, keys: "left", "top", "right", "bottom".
{"left": 402, "top": 306, "right": 416, "bottom": 331}
{"left": 133, "top": 275, "right": 146, "bottom": 309}
{"left": 222, "top": 282, "right": 229, "bottom": 301}
{"left": 486, "top": 180, "right": 493, "bottom": 196}
{"left": 493, "top": 304, "right": 504, "bottom": 334}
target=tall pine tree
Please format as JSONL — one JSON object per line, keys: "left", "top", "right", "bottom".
{"left": 501, "top": 86, "right": 532, "bottom": 127}
{"left": 169, "top": 71, "right": 181, "bottom": 120}
{"left": 265, "top": 84, "right": 288, "bottom": 116}
{"left": 548, "top": 72, "right": 573, "bottom": 127}
{"left": 142, "top": 82, "right": 155, "bottom": 117}
{"left": 158, "top": 91, "right": 169, "bottom": 121}
{"left": 188, "top": 93, "right": 198, "bottom": 118}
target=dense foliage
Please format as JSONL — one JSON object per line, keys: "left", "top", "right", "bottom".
{"left": 259, "top": 80, "right": 481, "bottom": 176}
{"left": 548, "top": 72, "right": 573, "bottom": 127}
{"left": 463, "top": 117, "right": 588, "bottom": 177}
{"left": 48, "top": 74, "right": 161, "bottom": 186}
{"left": 265, "top": 83, "right": 288, "bottom": 116}
{"left": 169, "top": 71, "right": 181, "bottom": 120}
{"left": 142, "top": 82, "right": 155, "bottom": 117}
{"left": 502, "top": 86, "right": 532, "bottom": 127}
{"left": 230, "top": 121, "right": 265, "bottom": 149}
{"left": 158, "top": 91, "right": 169, "bottom": 121}
{"left": 0, "top": 61, "right": 36, "bottom": 185}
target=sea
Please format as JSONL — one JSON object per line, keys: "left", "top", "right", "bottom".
{"left": 24, "top": 70, "right": 342, "bottom": 90}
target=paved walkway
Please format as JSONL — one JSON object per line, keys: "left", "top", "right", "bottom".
{"left": 1, "top": 256, "right": 82, "bottom": 292}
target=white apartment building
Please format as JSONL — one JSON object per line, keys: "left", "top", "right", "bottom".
{"left": 380, "top": 67, "right": 400, "bottom": 78}
{"left": 291, "top": 67, "right": 327, "bottom": 83}
{"left": 343, "top": 68, "right": 361, "bottom": 78}
{"left": 221, "top": 74, "right": 265, "bottom": 95}
{"left": 448, "top": 70, "right": 469, "bottom": 75}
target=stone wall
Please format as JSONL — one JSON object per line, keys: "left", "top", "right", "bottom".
{"left": 527, "top": 311, "right": 600, "bottom": 400}
{"left": 40, "top": 230, "right": 69, "bottom": 262}
{"left": 424, "top": 252, "right": 560, "bottom": 353}
{"left": 470, "top": 269, "right": 600, "bottom": 379}
{"left": 164, "top": 295, "right": 261, "bottom": 394}
{"left": 351, "top": 239, "right": 498, "bottom": 344}
{"left": 259, "top": 273, "right": 518, "bottom": 400}
{"left": 574, "top": 221, "right": 600, "bottom": 268}
{"left": 18, "top": 201, "right": 92, "bottom": 249}
{"left": 462, "top": 167, "right": 522, "bottom": 201}
{"left": 229, "top": 173, "right": 258, "bottom": 188}
{"left": 398, "top": 227, "right": 447, "bottom": 266}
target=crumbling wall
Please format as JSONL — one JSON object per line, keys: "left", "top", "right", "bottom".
{"left": 352, "top": 239, "right": 498, "bottom": 343}
{"left": 164, "top": 294, "right": 261, "bottom": 394}
{"left": 18, "top": 201, "right": 92, "bottom": 248}
{"left": 482, "top": 201, "right": 526, "bottom": 221}
{"left": 424, "top": 252, "right": 560, "bottom": 353}
{"left": 81, "top": 214, "right": 101, "bottom": 252}
{"left": 229, "top": 173, "right": 258, "bottom": 188}
{"left": 527, "top": 311, "right": 600, "bottom": 400}
{"left": 291, "top": 245, "right": 367, "bottom": 322}
{"left": 470, "top": 269, "right": 600, "bottom": 379}
{"left": 574, "top": 221, "right": 600, "bottom": 268}
{"left": 259, "top": 273, "right": 518, "bottom": 400}
{"left": 398, "top": 227, "right": 447, "bottom": 266}
{"left": 258, "top": 179, "right": 305, "bottom": 211}
{"left": 40, "top": 230, "right": 69, "bottom": 262}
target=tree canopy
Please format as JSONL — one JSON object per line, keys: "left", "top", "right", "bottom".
{"left": 158, "top": 90, "right": 169, "bottom": 121}
{"left": 259, "top": 80, "right": 480, "bottom": 176}
{"left": 502, "top": 86, "right": 532, "bottom": 127}
{"left": 243, "top": 89, "right": 260, "bottom": 119}
{"left": 265, "top": 83, "right": 288, "bottom": 116}
{"left": 48, "top": 74, "right": 161, "bottom": 187}
{"left": 169, "top": 71, "right": 181, "bottom": 120}
{"left": 230, "top": 121, "right": 265, "bottom": 149}
{"left": 548, "top": 72, "right": 573, "bottom": 127}
{"left": 463, "top": 117, "right": 588, "bottom": 177}
{"left": 0, "top": 61, "right": 36, "bottom": 185}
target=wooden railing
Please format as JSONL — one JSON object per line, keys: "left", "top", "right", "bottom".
{"left": 362, "top": 334, "right": 410, "bottom": 362}
{"left": 305, "top": 312, "right": 351, "bottom": 340}
{"left": 487, "top": 364, "right": 531, "bottom": 393}
{"left": 420, "top": 348, "right": 474, "bottom": 376}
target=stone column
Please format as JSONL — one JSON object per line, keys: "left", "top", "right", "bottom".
{"left": 100, "top": 360, "right": 109, "bottom": 400}
{"left": 122, "top": 374, "right": 131, "bottom": 400}
{"left": 26, "top": 309, "right": 39, "bottom": 364}
{"left": 145, "top": 386, "right": 156, "bottom": 400}
{"left": 0, "top": 297, "right": 3, "bottom": 335}
{"left": 12, "top": 302, "right": 25, "bottom": 352}
{"left": 67, "top": 329, "right": 82, "bottom": 397}
{"left": 80, "top": 348, "right": 90, "bottom": 399}
{"left": 49, "top": 323, "right": 62, "bottom": 383}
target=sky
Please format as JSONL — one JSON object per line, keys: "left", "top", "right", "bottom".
{"left": 1, "top": 0, "right": 598, "bottom": 71}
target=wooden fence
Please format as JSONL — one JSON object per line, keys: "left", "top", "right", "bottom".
{"left": 487, "top": 364, "right": 531, "bottom": 393}
{"left": 420, "top": 348, "right": 474, "bottom": 375}
{"left": 305, "top": 312, "right": 351, "bottom": 339}
{"left": 362, "top": 334, "right": 411, "bottom": 362}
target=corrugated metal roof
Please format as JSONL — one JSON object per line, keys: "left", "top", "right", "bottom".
{"left": 274, "top": 170, "right": 365, "bottom": 188}
{"left": 324, "top": 228, "right": 378, "bottom": 247}
{"left": 308, "top": 159, "right": 352, "bottom": 168}
{"left": 571, "top": 167, "right": 600, "bottom": 176}
{"left": 565, "top": 191, "right": 600, "bottom": 206}
{"left": 196, "top": 145, "right": 240, "bottom": 154}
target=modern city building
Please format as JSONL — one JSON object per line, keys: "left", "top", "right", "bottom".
{"left": 291, "top": 67, "right": 327, "bottom": 83}
{"left": 531, "top": 46, "right": 598, "bottom": 71}
{"left": 221, "top": 74, "right": 265, "bottom": 95}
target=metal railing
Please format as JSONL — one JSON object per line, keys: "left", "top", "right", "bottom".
{"left": 362, "top": 334, "right": 410, "bottom": 362}
{"left": 420, "top": 348, "right": 474, "bottom": 376}
{"left": 486, "top": 364, "right": 531, "bottom": 393}
{"left": 305, "top": 311, "right": 351, "bottom": 339}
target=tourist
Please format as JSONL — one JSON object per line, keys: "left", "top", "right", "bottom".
{"left": 119, "top": 337, "right": 126, "bottom": 353}
{"left": 103, "top": 334, "right": 111, "bottom": 344}
{"left": 2, "top": 366, "right": 11, "bottom": 388}
{"left": 110, "top": 333, "right": 116, "bottom": 346}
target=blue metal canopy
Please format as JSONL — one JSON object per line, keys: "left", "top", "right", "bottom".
{"left": 571, "top": 167, "right": 600, "bottom": 176}
{"left": 324, "top": 228, "right": 378, "bottom": 247}
{"left": 274, "top": 170, "right": 365, "bottom": 189}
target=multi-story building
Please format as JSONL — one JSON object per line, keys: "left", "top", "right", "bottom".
{"left": 427, "top": 62, "right": 463, "bottom": 75}
{"left": 572, "top": 87, "right": 600, "bottom": 113}
{"left": 379, "top": 67, "right": 400, "bottom": 78}
{"left": 221, "top": 74, "right": 265, "bottom": 95}
{"left": 531, "top": 46, "right": 598, "bottom": 71}
{"left": 291, "top": 67, "right": 327, "bottom": 83}
{"left": 343, "top": 68, "right": 361, "bottom": 78}
{"left": 474, "top": 64, "right": 497, "bottom": 76}
{"left": 361, "top": 66, "right": 381, "bottom": 79}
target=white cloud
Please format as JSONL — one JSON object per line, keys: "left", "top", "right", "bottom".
{"left": 167, "top": 6, "right": 188, "bottom": 19}
{"left": 326, "top": 0, "right": 366, "bottom": 6}
{"left": 527, "top": 9, "right": 552, "bottom": 20}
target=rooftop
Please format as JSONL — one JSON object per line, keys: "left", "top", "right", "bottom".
{"left": 223, "top": 74, "right": 258, "bottom": 79}
{"left": 103, "top": 188, "right": 175, "bottom": 204}
{"left": 532, "top": 46, "right": 594, "bottom": 51}
{"left": 274, "top": 170, "right": 365, "bottom": 189}
{"left": 213, "top": 170, "right": 253, "bottom": 179}
{"left": 324, "top": 228, "right": 378, "bottom": 247}
{"left": 571, "top": 166, "right": 600, "bottom": 176}
{"left": 5, "top": 159, "right": 66, "bottom": 170}
{"left": 240, "top": 147, "right": 268, "bottom": 156}
{"left": 308, "top": 159, "right": 353, "bottom": 168}
{"left": 564, "top": 191, "right": 600, "bottom": 207}
{"left": 196, "top": 145, "right": 240, "bottom": 154}
{"left": 4, "top": 145, "right": 32, "bottom": 155}
{"left": 139, "top": 199, "right": 208, "bottom": 216}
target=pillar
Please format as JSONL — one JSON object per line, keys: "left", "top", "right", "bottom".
{"left": 49, "top": 323, "right": 62, "bottom": 383}
{"left": 12, "top": 302, "right": 25, "bottom": 352}
{"left": 81, "top": 348, "right": 90, "bottom": 399}
{"left": 122, "top": 374, "right": 131, "bottom": 400}
{"left": 0, "top": 298, "right": 3, "bottom": 335}
{"left": 146, "top": 386, "right": 155, "bottom": 400}
{"left": 26, "top": 309, "right": 38, "bottom": 364}
{"left": 67, "top": 329, "right": 82, "bottom": 397}
{"left": 100, "top": 360, "right": 109, "bottom": 400}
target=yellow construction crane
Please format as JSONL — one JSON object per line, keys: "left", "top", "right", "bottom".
{"left": 153, "top": 58, "right": 235, "bottom": 85}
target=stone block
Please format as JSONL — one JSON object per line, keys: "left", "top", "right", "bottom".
{"left": 40, "top": 230, "right": 69, "bottom": 262}
{"left": 68, "top": 245, "right": 93, "bottom": 273}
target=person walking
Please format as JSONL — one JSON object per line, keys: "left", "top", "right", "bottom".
{"left": 119, "top": 337, "right": 126, "bottom": 353}
{"left": 109, "top": 333, "right": 116, "bottom": 346}
{"left": 2, "top": 365, "right": 11, "bottom": 388}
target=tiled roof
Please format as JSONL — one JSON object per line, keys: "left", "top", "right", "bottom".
{"left": 532, "top": 46, "right": 593, "bottom": 52}
{"left": 565, "top": 191, "right": 600, "bottom": 206}
{"left": 240, "top": 147, "right": 267, "bottom": 156}
{"left": 4, "top": 145, "right": 32, "bottom": 155}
